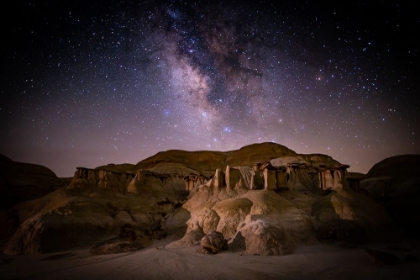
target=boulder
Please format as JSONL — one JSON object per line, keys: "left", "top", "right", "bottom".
{"left": 239, "top": 220, "right": 288, "bottom": 255}
{"left": 115, "top": 211, "right": 133, "bottom": 227}
{"left": 200, "top": 231, "right": 228, "bottom": 254}
{"left": 181, "top": 181, "right": 314, "bottom": 256}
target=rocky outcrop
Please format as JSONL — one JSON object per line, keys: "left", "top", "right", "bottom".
{"left": 311, "top": 189, "right": 400, "bottom": 244}
{"left": 269, "top": 155, "right": 344, "bottom": 192}
{"left": 67, "top": 166, "right": 135, "bottom": 194}
{"left": 133, "top": 144, "right": 359, "bottom": 200}
{"left": 237, "top": 191, "right": 314, "bottom": 255}
{"left": 174, "top": 150, "right": 399, "bottom": 255}
{"left": 3, "top": 185, "right": 189, "bottom": 255}
{"left": 0, "top": 155, "right": 65, "bottom": 209}
{"left": 360, "top": 155, "right": 420, "bottom": 237}
{"left": 69, "top": 162, "right": 209, "bottom": 201}
{"left": 179, "top": 172, "right": 314, "bottom": 255}
{"left": 135, "top": 142, "right": 297, "bottom": 174}
{"left": 126, "top": 168, "right": 191, "bottom": 197}
{"left": 2, "top": 143, "right": 411, "bottom": 256}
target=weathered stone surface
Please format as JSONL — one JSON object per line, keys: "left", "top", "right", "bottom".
{"left": 68, "top": 166, "right": 135, "bottom": 194}
{"left": 312, "top": 188, "right": 401, "bottom": 243}
{"left": 238, "top": 191, "right": 314, "bottom": 255}
{"left": 228, "top": 231, "right": 246, "bottom": 252}
{"left": 2, "top": 143, "right": 415, "bottom": 257}
{"left": 115, "top": 211, "right": 133, "bottom": 226}
{"left": 212, "top": 198, "right": 252, "bottom": 238}
{"left": 240, "top": 220, "right": 288, "bottom": 255}
{"left": 181, "top": 184, "right": 314, "bottom": 256}
{"left": 90, "top": 239, "right": 143, "bottom": 255}
{"left": 200, "top": 231, "right": 228, "bottom": 254}
{"left": 167, "top": 220, "right": 205, "bottom": 248}
{"left": 2, "top": 185, "right": 188, "bottom": 255}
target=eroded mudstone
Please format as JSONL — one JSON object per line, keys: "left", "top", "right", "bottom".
{"left": 200, "top": 231, "right": 228, "bottom": 254}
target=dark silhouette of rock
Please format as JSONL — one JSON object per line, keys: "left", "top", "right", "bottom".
{"left": 364, "top": 247, "right": 401, "bottom": 266}
{"left": 119, "top": 223, "right": 137, "bottom": 241}
{"left": 311, "top": 188, "right": 400, "bottom": 243}
{"left": 228, "top": 231, "right": 246, "bottom": 252}
{"left": 361, "top": 155, "right": 420, "bottom": 237}
{"left": 0, "top": 155, "right": 65, "bottom": 209}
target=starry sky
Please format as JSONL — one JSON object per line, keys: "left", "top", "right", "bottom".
{"left": 1, "top": 0, "right": 419, "bottom": 177}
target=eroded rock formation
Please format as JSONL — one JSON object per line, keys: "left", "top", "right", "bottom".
{"left": 360, "top": 155, "right": 420, "bottom": 237}
{"left": 200, "top": 231, "right": 228, "bottom": 254}
{"left": 1, "top": 143, "right": 408, "bottom": 256}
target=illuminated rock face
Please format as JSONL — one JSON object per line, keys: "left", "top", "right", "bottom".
{"left": 1, "top": 143, "right": 407, "bottom": 256}
{"left": 181, "top": 185, "right": 314, "bottom": 256}
{"left": 188, "top": 155, "right": 351, "bottom": 194}
{"left": 69, "top": 166, "right": 194, "bottom": 197}
{"left": 176, "top": 154, "right": 402, "bottom": 255}
{"left": 68, "top": 167, "right": 135, "bottom": 194}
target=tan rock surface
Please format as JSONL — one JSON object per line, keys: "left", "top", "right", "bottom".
{"left": 3, "top": 186, "right": 189, "bottom": 255}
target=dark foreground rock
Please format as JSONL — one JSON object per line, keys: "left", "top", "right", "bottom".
{"left": 200, "top": 231, "right": 228, "bottom": 254}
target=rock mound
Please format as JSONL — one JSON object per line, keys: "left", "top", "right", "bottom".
{"left": 3, "top": 187, "right": 189, "bottom": 255}
{"left": 361, "top": 154, "right": 420, "bottom": 237}
{"left": 0, "top": 155, "right": 65, "bottom": 209}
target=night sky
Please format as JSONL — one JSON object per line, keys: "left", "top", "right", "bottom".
{"left": 1, "top": 0, "right": 419, "bottom": 177}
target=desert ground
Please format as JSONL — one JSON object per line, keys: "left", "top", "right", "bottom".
{"left": 1, "top": 234, "right": 420, "bottom": 280}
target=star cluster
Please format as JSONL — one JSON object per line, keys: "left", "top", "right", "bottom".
{"left": 1, "top": 0, "right": 419, "bottom": 176}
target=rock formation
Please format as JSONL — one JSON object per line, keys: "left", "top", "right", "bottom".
{"left": 0, "top": 143, "right": 409, "bottom": 256}
{"left": 200, "top": 231, "right": 228, "bottom": 254}
{"left": 0, "top": 155, "right": 65, "bottom": 209}
{"left": 0, "top": 155, "right": 68, "bottom": 250}
{"left": 360, "top": 155, "right": 420, "bottom": 237}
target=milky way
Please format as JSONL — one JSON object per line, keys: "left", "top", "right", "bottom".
{"left": 1, "top": 0, "right": 419, "bottom": 176}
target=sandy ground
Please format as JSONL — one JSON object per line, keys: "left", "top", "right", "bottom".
{"left": 1, "top": 237, "right": 420, "bottom": 280}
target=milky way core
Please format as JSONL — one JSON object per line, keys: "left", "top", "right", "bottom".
{"left": 1, "top": 0, "right": 419, "bottom": 176}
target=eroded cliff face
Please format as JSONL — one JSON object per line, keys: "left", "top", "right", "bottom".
{"left": 1, "top": 143, "right": 405, "bottom": 256}
{"left": 68, "top": 167, "right": 135, "bottom": 194}
{"left": 68, "top": 163, "right": 209, "bottom": 199}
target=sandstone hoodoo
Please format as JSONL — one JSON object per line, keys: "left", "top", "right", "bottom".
{"left": 0, "top": 143, "right": 407, "bottom": 257}
{"left": 173, "top": 147, "right": 399, "bottom": 256}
